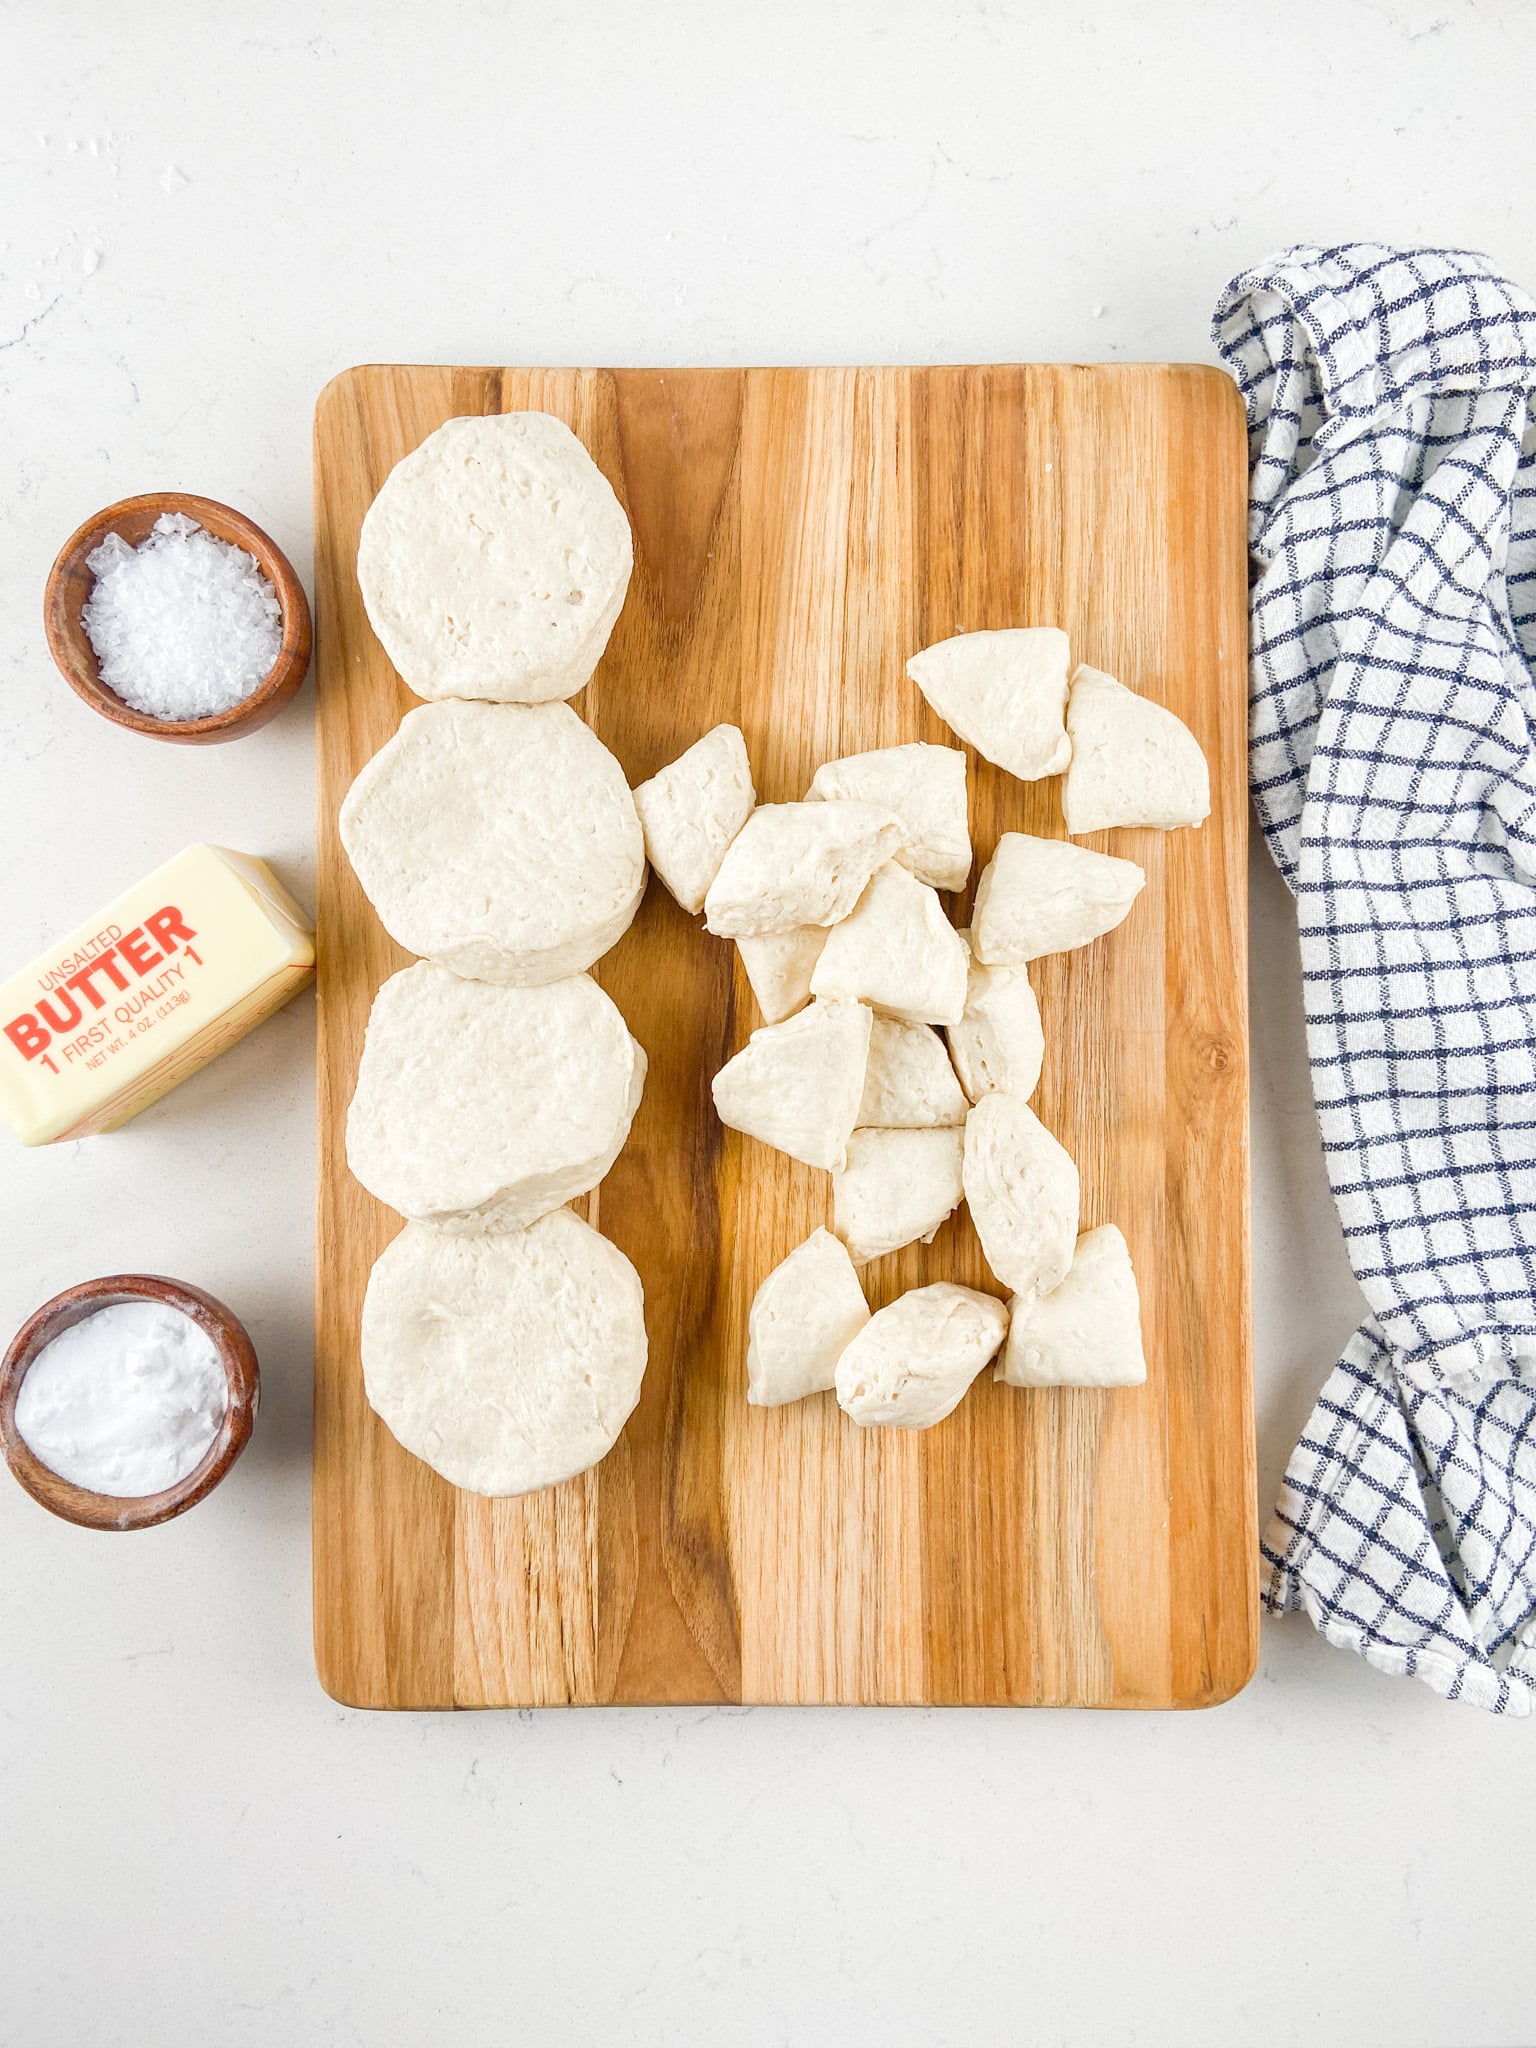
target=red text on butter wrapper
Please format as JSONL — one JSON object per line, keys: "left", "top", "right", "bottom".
{"left": 3, "top": 907, "right": 200, "bottom": 1072}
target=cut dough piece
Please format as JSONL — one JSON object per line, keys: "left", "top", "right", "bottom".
{"left": 858, "top": 1017, "right": 968, "bottom": 1128}
{"left": 810, "top": 863, "right": 969, "bottom": 1027}
{"left": 905, "top": 628, "right": 1072, "bottom": 782}
{"left": 362, "top": 1209, "right": 646, "bottom": 1497}
{"left": 746, "top": 1228, "right": 870, "bottom": 1406}
{"left": 704, "top": 802, "right": 905, "bottom": 938}
{"left": 357, "top": 412, "right": 632, "bottom": 704}
{"left": 835, "top": 1283, "right": 1009, "bottom": 1430}
{"left": 633, "top": 724, "right": 756, "bottom": 915}
{"left": 339, "top": 699, "right": 646, "bottom": 985}
{"left": 999, "top": 1224, "right": 1147, "bottom": 1389}
{"left": 1063, "top": 665, "right": 1211, "bottom": 834}
{"left": 736, "top": 926, "right": 828, "bottom": 1024}
{"left": 347, "top": 963, "right": 645, "bottom": 1234}
{"left": 971, "top": 832, "right": 1144, "bottom": 965}
{"left": 806, "top": 743, "right": 971, "bottom": 891}
{"left": 963, "top": 1092, "right": 1080, "bottom": 1297}
{"left": 711, "top": 996, "right": 871, "bottom": 1171}
{"left": 947, "top": 934, "right": 1044, "bottom": 1104}
{"left": 832, "top": 1126, "right": 966, "bottom": 1267}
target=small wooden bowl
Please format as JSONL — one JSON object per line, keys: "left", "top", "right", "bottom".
{"left": 43, "top": 492, "right": 312, "bottom": 745}
{"left": 0, "top": 1275, "right": 259, "bottom": 1531}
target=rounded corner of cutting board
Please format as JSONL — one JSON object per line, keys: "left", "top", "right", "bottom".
{"left": 314, "top": 362, "right": 403, "bottom": 434}
{"left": 315, "top": 363, "right": 368, "bottom": 423}
{"left": 311, "top": 1635, "right": 374, "bottom": 1711}
{"left": 311, "top": 1630, "right": 452, "bottom": 1713}
{"left": 1195, "top": 361, "right": 1251, "bottom": 460}
{"left": 1181, "top": 1641, "right": 1262, "bottom": 1711}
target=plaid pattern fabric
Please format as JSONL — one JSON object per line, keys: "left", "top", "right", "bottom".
{"left": 1214, "top": 244, "right": 1536, "bottom": 1712}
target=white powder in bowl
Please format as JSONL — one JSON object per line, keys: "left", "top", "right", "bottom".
{"left": 14, "top": 1298, "right": 229, "bottom": 1497}
{"left": 81, "top": 511, "right": 283, "bottom": 720}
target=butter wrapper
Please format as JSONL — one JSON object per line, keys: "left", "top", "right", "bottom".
{"left": 0, "top": 845, "right": 314, "bottom": 1145}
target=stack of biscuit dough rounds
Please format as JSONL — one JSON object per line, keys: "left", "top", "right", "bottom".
{"left": 342, "top": 411, "right": 1214, "bottom": 1499}
{"left": 341, "top": 413, "right": 651, "bottom": 1497}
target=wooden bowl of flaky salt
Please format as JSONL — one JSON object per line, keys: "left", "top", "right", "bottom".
{"left": 0, "top": 1275, "right": 259, "bottom": 1530}
{"left": 43, "top": 492, "right": 311, "bottom": 744}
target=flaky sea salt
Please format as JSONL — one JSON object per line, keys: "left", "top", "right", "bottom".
{"left": 14, "top": 1299, "right": 228, "bottom": 1496}
{"left": 81, "top": 511, "right": 282, "bottom": 720}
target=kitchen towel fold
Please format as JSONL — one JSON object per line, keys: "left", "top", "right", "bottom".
{"left": 1214, "top": 243, "right": 1536, "bottom": 1712}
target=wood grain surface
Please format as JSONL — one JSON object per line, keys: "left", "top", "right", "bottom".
{"left": 313, "top": 363, "right": 1256, "bottom": 1709}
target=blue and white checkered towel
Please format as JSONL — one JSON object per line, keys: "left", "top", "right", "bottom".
{"left": 1214, "top": 244, "right": 1536, "bottom": 1712}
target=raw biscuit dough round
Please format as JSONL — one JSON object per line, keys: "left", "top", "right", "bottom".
{"left": 339, "top": 698, "right": 646, "bottom": 985}
{"left": 357, "top": 412, "right": 633, "bottom": 704}
{"left": 362, "top": 1209, "right": 648, "bottom": 1497}
{"left": 347, "top": 963, "right": 646, "bottom": 1234}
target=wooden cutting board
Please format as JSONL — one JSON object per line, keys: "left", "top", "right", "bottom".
{"left": 313, "top": 363, "right": 1255, "bottom": 1710}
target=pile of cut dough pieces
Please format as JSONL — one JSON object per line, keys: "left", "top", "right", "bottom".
{"left": 636, "top": 624, "right": 1209, "bottom": 1432}
{"left": 336, "top": 407, "right": 1211, "bottom": 1498}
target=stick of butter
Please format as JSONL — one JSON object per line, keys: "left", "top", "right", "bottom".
{"left": 0, "top": 845, "right": 315, "bottom": 1145}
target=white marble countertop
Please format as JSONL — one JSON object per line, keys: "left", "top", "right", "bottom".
{"left": 3, "top": 6, "right": 1533, "bottom": 2043}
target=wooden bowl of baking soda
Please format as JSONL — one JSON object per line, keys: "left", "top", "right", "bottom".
{"left": 0, "top": 1274, "right": 259, "bottom": 1530}
{"left": 44, "top": 492, "right": 312, "bottom": 744}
